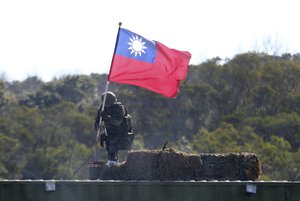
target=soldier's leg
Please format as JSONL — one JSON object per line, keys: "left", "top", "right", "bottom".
{"left": 106, "top": 139, "right": 118, "bottom": 161}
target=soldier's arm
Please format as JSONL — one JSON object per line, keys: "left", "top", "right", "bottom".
{"left": 94, "top": 108, "right": 101, "bottom": 130}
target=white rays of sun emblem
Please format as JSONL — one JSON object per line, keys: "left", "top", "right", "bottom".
{"left": 128, "top": 35, "right": 147, "bottom": 57}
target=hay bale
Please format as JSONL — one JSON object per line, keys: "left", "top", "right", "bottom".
{"left": 99, "top": 149, "right": 262, "bottom": 181}
{"left": 199, "top": 152, "right": 262, "bottom": 181}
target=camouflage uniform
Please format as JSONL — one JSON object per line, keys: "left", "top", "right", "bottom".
{"left": 94, "top": 92, "right": 132, "bottom": 162}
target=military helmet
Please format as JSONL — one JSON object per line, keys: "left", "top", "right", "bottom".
{"left": 101, "top": 91, "right": 117, "bottom": 105}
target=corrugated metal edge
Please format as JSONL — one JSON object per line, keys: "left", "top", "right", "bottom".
{"left": 1, "top": 179, "right": 299, "bottom": 185}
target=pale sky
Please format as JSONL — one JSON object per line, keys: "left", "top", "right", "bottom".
{"left": 0, "top": 0, "right": 299, "bottom": 82}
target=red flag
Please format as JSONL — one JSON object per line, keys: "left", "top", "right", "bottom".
{"left": 108, "top": 28, "right": 191, "bottom": 98}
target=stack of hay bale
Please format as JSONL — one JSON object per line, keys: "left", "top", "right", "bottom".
{"left": 97, "top": 149, "right": 262, "bottom": 181}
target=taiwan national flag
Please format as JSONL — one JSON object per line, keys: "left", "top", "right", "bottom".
{"left": 108, "top": 28, "right": 191, "bottom": 98}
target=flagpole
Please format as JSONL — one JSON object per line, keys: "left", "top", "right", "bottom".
{"left": 108, "top": 22, "right": 122, "bottom": 79}
{"left": 95, "top": 80, "right": 109, "bottom": 161}
{"left": 95, "top": 22, "right": 122, "bottom": 161}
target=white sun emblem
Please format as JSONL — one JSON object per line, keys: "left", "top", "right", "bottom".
{"left": 128, "top": 35, "right": 147, "bottom": 57}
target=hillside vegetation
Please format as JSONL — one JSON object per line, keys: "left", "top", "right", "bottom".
{"left": 1, "top": 52, "right": 300, "bottom": 180}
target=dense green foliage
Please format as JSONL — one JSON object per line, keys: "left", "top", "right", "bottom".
{"left": 1, "top": 52, "right": 300, "bottom": 180}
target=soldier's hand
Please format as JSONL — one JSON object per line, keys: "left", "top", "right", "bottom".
{"left": 100, "top": 111, "right": 110, "bottom": 120}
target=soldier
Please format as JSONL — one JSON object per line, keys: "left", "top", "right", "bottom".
{"left": 94, "top": 91, "right": 133, "bottom": 166}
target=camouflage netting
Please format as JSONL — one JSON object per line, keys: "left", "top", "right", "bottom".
{"left": 96, "top": 149, "right": 262, "bottom": 181}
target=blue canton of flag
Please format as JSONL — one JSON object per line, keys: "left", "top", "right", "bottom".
{"left": 115, "top": 28, "right": 157, "bottom": 63}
